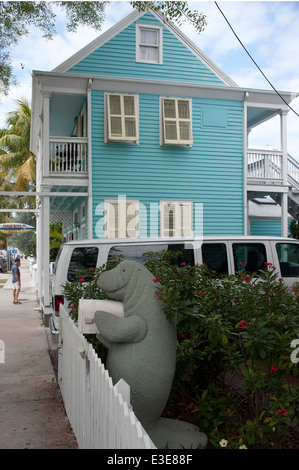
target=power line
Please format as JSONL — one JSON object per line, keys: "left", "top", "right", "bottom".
{"left": 214, "top": 1, "right": 299, "bottom": 118}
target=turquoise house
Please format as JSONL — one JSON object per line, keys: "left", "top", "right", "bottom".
{"left": 30, "top": 8, "right": 298, "bottom": 312}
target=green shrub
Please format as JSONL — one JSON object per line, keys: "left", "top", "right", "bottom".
{"left": 62, "top": 251, "right": 299, "bottom": 449}
{"left": 145, "top": 251, "right": 299, "bottom": 449}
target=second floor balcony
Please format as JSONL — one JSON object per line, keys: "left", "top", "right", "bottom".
{"left": 49, "top": 137, "right": 88, "bottom": 174}
{"left": 247, "top": 148, "right": 299, "bottom": 189}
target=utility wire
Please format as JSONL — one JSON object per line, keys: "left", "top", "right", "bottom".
{"left": 214, "top": 1, "right": 299, "bottom": 118}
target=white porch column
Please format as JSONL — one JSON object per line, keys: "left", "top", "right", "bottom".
{"left": 42, "top": 92, "right": 51, "bottom": 178}
{"left": 243, "top": 92, "right": 249, "bottom": 235}
{"left": 38, "top": 190, "right": 51, "bottom": 324}
{"left": 280, "top": 109, "right": 289, "bottom": 237}
{"left": 87, "top": 79, "right": 93, "bottom": 239}
{"left": 36, "top": 198, "right": 43, "bottom": 301}
{"left": 43, "top": 195, "right": 50, "bottom": 309}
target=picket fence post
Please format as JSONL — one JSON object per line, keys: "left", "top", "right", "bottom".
{"left": 57, "top": 305, "right": 156, "bottom": 449}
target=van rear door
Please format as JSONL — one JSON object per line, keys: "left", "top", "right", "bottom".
{"left": 273, "top": 241, "right": 299, "bottom": 286}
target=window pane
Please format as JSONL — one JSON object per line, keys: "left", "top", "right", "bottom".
{"left": 67, "top": 247, "right": 99, "bottom": 282}
{"left": 108, "top": 243, "right": 194, "bottom": 266}
{"left": 202, "top": 243, "right": 228, "bottom": 274}
{"left": 178, "top": 100, "right": 190, "bottom": 119}
{"left": 140, "top": 28, "right": 158, "bottom": 45}
{"left": 140, "top": 45, "right": 158, "bottom": 61}
{"left": 276, "top": 243, "right": 299, "bottom": 277}
{"left": 165, "top": 121, "right": 177, "bottom": 140}
{"left": 179, "top": 122, "right": 190, "bottom": 141}
{"left": 124, "top": 96, "right": 135, "bottom": 116}
{"left": 233, "top": 243, "right": 267, "bottom": 274}
{"left": 164, "top": 99, "right": 176, "bottom": 118}
{"left": 109, "top": 95, "right": 121, "bottom": 115}
{"left": 110, "top": 116, "right": 122, "bottom": 136}
{"left": 125, "top": 118, "right": 136, "bottom": 138}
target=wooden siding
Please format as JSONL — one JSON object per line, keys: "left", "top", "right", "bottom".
{"left": 250, "top": 220, "right": 282, "bottom": 237}
{"left": 91, "top": 90, "right": 243, "bottom": 237}
{"left": 67, "top": 12, "right": 226, "bottom": 86}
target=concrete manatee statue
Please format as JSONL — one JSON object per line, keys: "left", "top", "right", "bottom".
{"left": 94, "top": 260, "right": 207, "bottom": 449}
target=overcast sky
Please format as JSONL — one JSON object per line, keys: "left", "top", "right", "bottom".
{"left": 1, "top": 0, "right": 299, "bottom": 159}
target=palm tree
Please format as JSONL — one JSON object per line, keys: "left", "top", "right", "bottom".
{"left": 0, "top": 98, "right": 36, "bottom": 208}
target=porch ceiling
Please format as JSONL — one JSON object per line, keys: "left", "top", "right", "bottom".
{"left": 50, "top": 186, "right": 88, "bottom": 211}
{"left": 50, "top": 94, "right": 86, "bottom": 136}
{"left": 247, "top": 106, "right": 280, "bottom": 130}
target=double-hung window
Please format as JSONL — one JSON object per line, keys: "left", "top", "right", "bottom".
{"left": 136, "top": 24, "right": 163, "bottom": 64}
{"left": 105, "top": 198, "right": 139, "bottom": 238}
{"left": 161, "top": 97, "right": 193, "bottom": 145}
{"left": 107, "top": 93, "right": 139, "bottom": 142}
{"left": 161, "top": 201, "right": 193, "bottom": 237}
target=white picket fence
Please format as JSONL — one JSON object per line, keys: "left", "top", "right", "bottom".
{"left": 58, "top": 305, "right": 156, "bottom": 449}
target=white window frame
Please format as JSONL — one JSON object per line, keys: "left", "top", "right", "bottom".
{"left": 81, "top": 202, "right": 86, "bottom": 221}
{"left": 105, "top": 198, "right": 139, "bottom": 239}
{"left": 106, "top": 93, "right": 139, "bottom": 143}
{"left": 73, "top": 209, "right": 79, "bottom": 240}
{"left": 136, "top": 23, "right": 163, "bottom": 64}
{"left": 160, "top": 200, "right": 193, "bottom": 237}
{"left": 81, "top": 223, "right": 86, "bottom": 240}
{"left": 161, "top": 97, "right": 193, "bottom": 146}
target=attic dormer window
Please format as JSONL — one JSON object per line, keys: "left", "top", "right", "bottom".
{"left": 136, "top": 24, "right": 163, "bottom": 64}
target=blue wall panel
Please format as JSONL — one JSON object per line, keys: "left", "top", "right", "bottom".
{"left": 91, "top": 90, "right": 244, "bottom": 237}
{"left": 250, "top": 220, "right": 282, "bottom": 237}
{"left": 68, "top": 12, "right": 226, "bottom": 86}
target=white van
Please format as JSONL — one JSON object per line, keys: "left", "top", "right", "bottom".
{"left": 51, "top": 235, "right": 299, "bottom": 323}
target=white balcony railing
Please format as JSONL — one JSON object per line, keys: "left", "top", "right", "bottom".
{"left": 247, "top": 149, "right": 282, "bottom": 181}
{"left": 49, "top": 137, "right": 88, "bottom": 174}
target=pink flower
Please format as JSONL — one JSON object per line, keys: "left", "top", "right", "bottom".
{"left": 271, "top": 365, "right": 278, "bottom": 372}
{"left": 276, "top": 409, "right": 287, "bottom": 415}
{"left": 239, "top": 320, "right": 247, "bottom": 329}
{"left": 79, "top": 278, "right": 85, "bottom": 282}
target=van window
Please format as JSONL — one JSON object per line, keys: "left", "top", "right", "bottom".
{"left": 233, "top": 243, "right": 267, "bottom": 274}
{"left": 276, "top": 243, "right": 299, "bottom": 277}
{"left": 53, "top": 246, "right": 63, "bottom": 274}
{"left": 108, "top": 243, "right": 194, "bottom": 266}
{"left": 202, "top": 243, "right": 228, "bottom": 274}
{"left": 67, "top": 247, "right": 99, "bottom": 282}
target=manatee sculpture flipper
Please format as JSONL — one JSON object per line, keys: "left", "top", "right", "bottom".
{"left": 94, "top": 310, "right": 147, "bottom": 344}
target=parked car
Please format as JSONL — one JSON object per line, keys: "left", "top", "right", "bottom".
{"left": 50, "top": 235, "right": 299, "bottom": 338}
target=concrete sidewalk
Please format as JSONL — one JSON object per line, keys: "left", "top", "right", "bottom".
{"left": 0, "top": 260, "right": 77, "bottom": 449}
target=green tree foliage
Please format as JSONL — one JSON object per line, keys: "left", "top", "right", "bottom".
{"left": 0, "top": 1, "right": 108, "bottom": 94}
{"left": 0, "top": 98, "right": 35, "bottom": 208}
{"left": 289, "top": 219, "right": 299, "bottom": 240}
{"left": 0, "top": 1, "right": 206, "bottom": 94}
{"left": 9, "top": 212, "right": 36, "bottom": 257}
{"left": 131, "top": 1, "right": 206, "bottom": 33}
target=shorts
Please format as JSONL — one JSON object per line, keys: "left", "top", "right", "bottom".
{"left": 12, "top": 282, "right": 20, "bottom": 290}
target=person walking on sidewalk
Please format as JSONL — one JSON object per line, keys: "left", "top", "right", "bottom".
{"left": 12, "top": 258, "right": 21, "bottom": 304}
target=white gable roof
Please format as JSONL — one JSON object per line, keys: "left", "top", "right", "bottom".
{"left": 53, "top": 8, "right": 237, "bottom": 87}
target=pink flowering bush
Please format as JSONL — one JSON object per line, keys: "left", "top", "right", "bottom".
{"left": 144, "top": 250, "right": 299, "bottom": 449}
{"left": 63, "top": 250, "right": 298, "bottom": 448}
